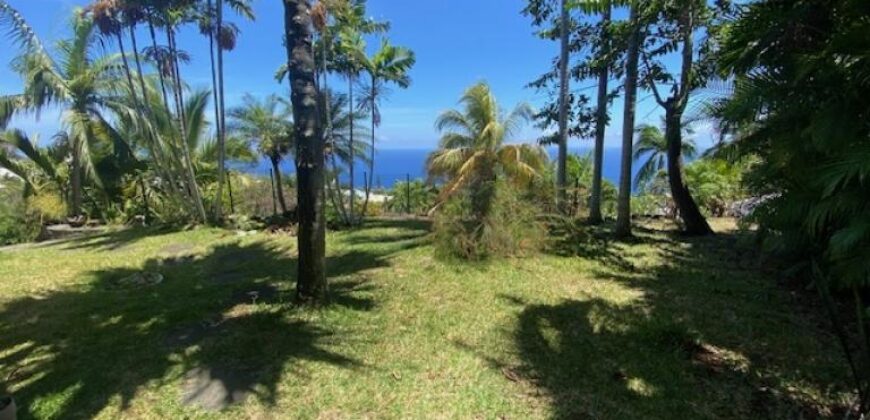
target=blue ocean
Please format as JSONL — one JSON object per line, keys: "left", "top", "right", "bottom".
{"left": 238, "top": 146, "right": 636, "bottom": 190}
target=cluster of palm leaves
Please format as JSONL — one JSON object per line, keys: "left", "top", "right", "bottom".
{"left": 0, "top": 0, "right": 257, "bottom": 224}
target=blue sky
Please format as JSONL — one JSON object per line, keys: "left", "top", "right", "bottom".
{"left": 0, "top": 0, "right": 714, "bottom": 150}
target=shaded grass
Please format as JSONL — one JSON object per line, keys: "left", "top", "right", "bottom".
{"left": 0, "top": 218, "right": 851, "bottom": 418}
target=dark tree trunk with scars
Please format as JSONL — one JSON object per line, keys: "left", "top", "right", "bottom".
{"left": 589, "top": 4, "right": 611, "bottom": 225}
{"left": 284, "top": 0, "right": 327, "bottom": 302}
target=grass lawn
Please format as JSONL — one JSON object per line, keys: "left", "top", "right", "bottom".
{"left": 0, "top": 218, "right": 851, "bottom": 419}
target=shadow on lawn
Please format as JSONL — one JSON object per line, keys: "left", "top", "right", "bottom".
{"left": 0, "top": 220, "right": 428, "bottom": 418}
{"left": 503, "top": 227, "right": 850, "bottom": 418}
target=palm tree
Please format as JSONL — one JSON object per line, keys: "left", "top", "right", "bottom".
{"left": 197, "top": 0, "right": 254, "bottom": 220}
{"left": 0, "top": 9, "right": 129, "bottom": 218}
{"left": 357, "top": 39, "right": 415, "bottom": 216}
{"left": 632, "top": 123, "right": 696, "bottom": 190}
{"left": 227, "top": 94, "right": 294, "bottom": 214}
{"left": 321, "top": 89, "right": 369, "bottom": 224}
{"left": 427, "top": 82, "right": 547, "bottom": 218}
{"left": 283, "top": 0, "right": 327, "bottom": 302}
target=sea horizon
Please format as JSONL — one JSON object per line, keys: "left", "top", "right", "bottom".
{"left": 236, "top": 146, "right": 640, "bottom": 190}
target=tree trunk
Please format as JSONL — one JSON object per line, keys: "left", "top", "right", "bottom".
{"left": 167, "top": 25, "right": 208, "bottom": 223}
{"left": 361, "top": 76, "right": 375, "bottom": 218}
{"left": 147, "top": 18, "right": 171, "bottom": 111}
{"left": 284, "top": 0, "right": 327, "bottom": 302}
{"left": 116, "top": 31, "right": 140, "bottom": 107}
{"left": 556, "top": 0, "right": 570, "bottom": 209}
{"left": 208, "top": 0, "right": 223, "bottom": 219}
{"left": 214, "top": 0, "right": 227, "bottom": 221}
{"left": 665, "top": 106, "right": 712, "bottom": 235}
{"left": 663, "top": 2, "right": 713, "bottom": 236}
{"left": 271, "top": 154, "right": 289, "bottom": 214}
{"left": 615, "top": 4, "right": 641, "bottom": 238}
{"left": 348, "top": 75, "right": 355, "bottom": 224}
{"left": 588, "top": 4, "right": 611, "bottom": 225}
{"left": 70, "top": 136, "right": 82, "bottom": 217}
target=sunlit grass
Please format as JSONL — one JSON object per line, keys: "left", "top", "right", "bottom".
{"left": 0, "top": 218, "right": 851, "bottom": 418}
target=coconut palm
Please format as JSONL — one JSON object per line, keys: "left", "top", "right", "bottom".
{"left": 632, "top": 123, "right": 696, "bottom": 191}
{"left": 0, "top": 8, "right": 130, "bottom": 218}
{"left": 427, "top": 82, "right": 547, "bottom": 218}
{"left": 227, "top": 94, "right": 294, "bottom": 214}
{"left": 196, "top": 0, "right": 254, "bottom": 219}
{"left": 357, "top": 38, "right": 415, "bottom": 216}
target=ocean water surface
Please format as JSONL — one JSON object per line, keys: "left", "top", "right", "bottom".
{"left": 238, "top": 146, "right": 639, "bottom": 190}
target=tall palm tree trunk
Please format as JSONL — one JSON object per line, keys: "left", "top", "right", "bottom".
{"left": 70, "top": 137, "right": 82, "bottom": 217}
{"left": 360, "top": 77, "right": 375, "bottom": 217}
{"left": 214, "top": 0, "right": 227, "bottom": 221}
{"left": 347, "top": 75, "right": 355, "bottom": 223}
{"left": 147, "top": 17, "right": 171, "bottom": 111}
{"left": 115, "top": 31, "right": 140, "bottom": 106}
{"left": 615, "top": 4, "right": 641, "bottom": 238}
{"left": 556, "top": 0, "right": 570, "bottom": 210}
{"left": 284, "top": 0, "right": 327, "bottom": 302}
{"left": 271, "top": 154, "right": 289, "bottom": 214}
{"left": 589, "top": 3, "right": 611, "bottom": 224}
{"left": 167, "top": 24, "right": 208, "bottom": 223}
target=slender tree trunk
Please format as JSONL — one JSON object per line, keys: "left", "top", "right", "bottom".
{"left": 361, "top": 76, "right": 375, "bottom": 217}
{"left": 271, "top": 154, "right": 289, "bottom": 214}
{"left": 284, "top": 0, "right": 327, "bottom": 302}
{"left": 665, "top": 106, "right": 712, "bottom": 235}
{"left": 664, "top": 3, "right": 712, "bottom": 236}
{"left": 147, "top": 18, "right": 171, "bottom": 111}
{"left": 129, "top": 26, "right": 149, "bottom": 106}
{"left": 319, "top": 35, "right": 349, "bottom": 225}
{"left": 556, "top": 0, "right": 570, "bottom": 210}
{"left": 589, "top": 4, "right": 611, "bottom": 224}
{"left": 208, "top": 17, "right": 223, "bottom": 214}
{"left": 116, "top": 31, "right": 140, "bottom": 106}
{"left": 226, "top": 170, "right": 235, "bottom": 214}
{"left": 615, "top": 4, "right": 641, "bottom": 238}
{"left": 348, "top": 74, "right": 355, "bottom": 224}
{"left": 70, "top": 136, "right": 82, "bottom": 217}
{"left": 168, "top": 24, "right": 208, "bottom": 223}
{"left": 214, "top": 0, "right": 227, "bottom": 221}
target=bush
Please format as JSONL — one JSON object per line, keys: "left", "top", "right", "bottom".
{"left": 433, "top": 180, "right": 545, "bottom": 260}
{"left": 0, "top": 180, "right": 42, "bottom": 245}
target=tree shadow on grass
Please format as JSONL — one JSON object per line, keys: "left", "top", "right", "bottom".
{"left": 483, "top": 227, "right": 849, "bottom": 418}
{"left": 0, "top": 222, "right": 421, "bottom": 419}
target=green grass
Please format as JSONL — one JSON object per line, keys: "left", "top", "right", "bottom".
{"left": 0, "top": 218, "right": 851, "bottom": 419}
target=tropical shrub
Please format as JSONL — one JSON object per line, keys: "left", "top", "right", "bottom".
{"left": 684, "top": 158, "right": 747, "bottom": 217}
{"left": 385, "top": 179, "right": 437, "bottom": 215}
{"left": 434, "top": 180, "right": 545, "bottom": 260}
{"left": 716, "top": 0, "right": 870, "bottom": 406}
